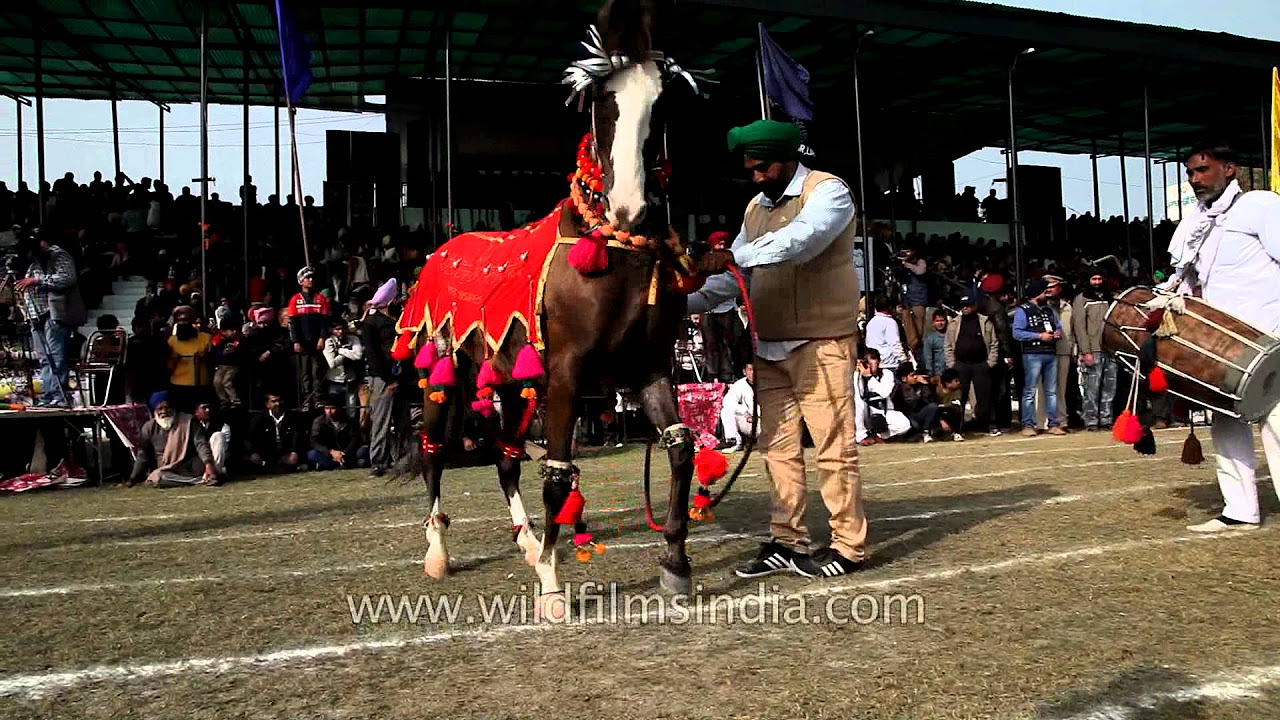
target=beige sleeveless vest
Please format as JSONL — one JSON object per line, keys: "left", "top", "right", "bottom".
{"left": 743, "top": 169, "right": 861, "bottom": 342}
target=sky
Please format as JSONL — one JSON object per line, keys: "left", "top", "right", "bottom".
{"left": 954, "top": 0, "right": 1280, "bottom": 220}
{"left": 0, "top": 0, "right": 1276, "bottom": 215}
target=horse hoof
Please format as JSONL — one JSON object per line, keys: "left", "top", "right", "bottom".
{"left": 423, "top": 550, "right": 450, "bottom": 579}
{"left": 659, "top": 566, "right": 693, "bottom": 597}
{"left": 534, "top": 591, "right": 568, "bottom": 623}
{"left": 515, "top": 527, "right": 539, "bottom": 568}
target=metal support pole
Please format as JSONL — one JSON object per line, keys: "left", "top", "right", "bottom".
{"left": 158, "top": 104, "right": 165, "bottom": 184}
{"left": 35, "top": 30, "right": 45, "bottom": 225}
{"left": 199, "top": 2, "right": 209, "bottom": 311}
{"left": 1175, "top": 146, "right": 1183, "bottom": 221}
{"left": 1264, "top": 86, "right": 1272, "bottom": 192}
{"left": 1007, "top": 64, "right": 1023, "bottom": 296}
{"left": 274, "top": 96, "right": 281, "bottom": 199}
{"left": 1162, "top": 161, "right": 1168, "bottom": 220}
{"left": 853, "top": 32, "right": 872, "bottom": 313}
{"left": 1143, "top": 85, "right": 1154, "bottom": 272}
{"left": 243, "top": 67, "right": 250, "bottom": 305}
{"left": 1090, "top": 139, "right": 1100, "bottom": 220}
{"left": 445, "top": 22, "right": 453, "bottom": 233}
{"left": 15, "top": 97, "right": 22, "bottom": 187}
{"left": 1119, "top": 136, "right": 1131, "bottom": 276}
{"left": 111, "top": 81, "right": 121, "bottom": 179}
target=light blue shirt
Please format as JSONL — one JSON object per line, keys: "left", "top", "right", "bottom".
{"left": 687, "top": 164, "right": 856, "bottom": 361}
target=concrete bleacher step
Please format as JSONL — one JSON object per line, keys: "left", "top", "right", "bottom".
{"left": 85, "top": 276, "right": 150, "bottom": 332}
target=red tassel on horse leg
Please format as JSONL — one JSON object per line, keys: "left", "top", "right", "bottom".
{"left": 554, "top": 487, "right": 585, "bottom": 525}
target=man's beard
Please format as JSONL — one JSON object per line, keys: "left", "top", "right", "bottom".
{"left": 759, "top": 179, "right": 787, "bottom": 202}
{"left": 155, "top": 414, "right": 174, "bottom": 430}
{"left": 1194, "top": 181, "right": 1227, "bottom": 204}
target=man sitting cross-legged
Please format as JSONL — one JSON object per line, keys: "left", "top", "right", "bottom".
{"left": 130, "top": 391, "right": 219, "bottom": 488}
{"left": 307, "top": 394, "right": 370, "bottom": 471}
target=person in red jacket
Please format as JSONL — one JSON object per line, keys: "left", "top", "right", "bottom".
{"left": 288, "top": 266, "right": 331, "bottom": 409}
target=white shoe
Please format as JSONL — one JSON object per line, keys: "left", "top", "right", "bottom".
{"left": 922, "top": 433, "right": 934, "bottom": 443}
{"left": 952, "top": 433, "right": 964, "bottom": 442}
{"left": 1186, "top": 516, "right": 1259, "bottom": 533}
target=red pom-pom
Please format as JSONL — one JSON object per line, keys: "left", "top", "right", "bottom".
{"left": 692, "top": 491, "right": 712, "bottom": 509}
{"left": 476, "top": 360, "right": 503, "bottom": 388}
{"left": 554, "top": 488, "right": 585, "bottom": 525}
{"left": 390, "top": 333, "right": 413, "bottom": 362}
{"left": 573, "top": 532, "right": 593, "bottom": 547}
{"left": 693, "top": 447, "right": 729, "bottom": 487}
{"left": 567, "top": 235, "right": 609, "bottom": 274}
{"left": 471, "top": 398, "right": 495, "bottom": 416}
{"left": 413, "top": 342, "right": 438, "bottom": 370}
{"left": 1112, "top": 409, "right": 1144, "bottom": 444}
{"left": 512, "top": 344, "right": 545, "bottom": 381}
{"left": 1148, "top": 366, "right": 1169, "bottom": 393}
{"left": 428, "top": 356, "right": 456, "bottom": 387}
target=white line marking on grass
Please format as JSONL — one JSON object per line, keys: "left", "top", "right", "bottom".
{"left": 867, "top": 458, "right": 1149, "bottom": 489}
{"left": 1053, "top": 664, "right": 1280, "bottom": 720}
{"left": 873, "top": 440, "right": 1181, "bottom": 467}
{"left": 0, "top": 527, "right": 1265, "bottom": 700}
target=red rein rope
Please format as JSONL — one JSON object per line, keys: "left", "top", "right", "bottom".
{"left": 642, "top": 261, "right": 758, "bottom": 532}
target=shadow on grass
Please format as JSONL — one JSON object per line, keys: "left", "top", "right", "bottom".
{"left": 1034, "top": 664, "right": 1221, "bottom": 719}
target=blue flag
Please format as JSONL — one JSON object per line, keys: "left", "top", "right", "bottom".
{"left": 758, "top": 24, "right": 813, "bottom": 122}
{"left": 275, "top": 0, "right": 312, "bottom": 105}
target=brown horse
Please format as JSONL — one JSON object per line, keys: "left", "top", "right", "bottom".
{"left": 396, "top": 0, "right": 710, "bottom": 618}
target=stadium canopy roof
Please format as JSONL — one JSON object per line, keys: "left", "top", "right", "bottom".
{"left": 0, "top": 0, "right": 1276, "bottom": 163}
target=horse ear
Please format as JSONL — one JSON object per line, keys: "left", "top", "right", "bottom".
{"left": 597, "top": 0, "right": 654, "bottom": 61}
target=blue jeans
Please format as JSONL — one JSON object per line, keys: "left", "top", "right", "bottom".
{"left": 31, "top": 318, "right": 71, "bottom": 406}
{"left": 1021, "top": 353, "right": 1059, "bottom": 428}
{"left": 306, "top": 446, "right": 370, "bottom": 470}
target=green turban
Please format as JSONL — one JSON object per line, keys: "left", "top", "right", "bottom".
{"left": 727, "top": 120, "right": 802, "bottom": 162}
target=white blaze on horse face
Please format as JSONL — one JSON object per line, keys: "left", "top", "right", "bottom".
{"left": 604, "top": 61, "right": 662, "bottom": 231}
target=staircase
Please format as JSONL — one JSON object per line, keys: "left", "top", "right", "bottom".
{"left": 85, "top": 277, "right": 148, "bottom": 333}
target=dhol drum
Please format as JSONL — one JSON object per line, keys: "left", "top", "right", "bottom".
{"left": 1101, "top": 286, "right": 1280, "bottom": 422}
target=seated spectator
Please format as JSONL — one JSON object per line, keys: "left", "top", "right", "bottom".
{"left": 854, "top": 348, "right": 910, "bottom": 446}
{"left": 193, "top": 400, "right": 231, "bottom": 476}
{"left": 719, "top": 363, "right": 755, "bottom": 452}
{"left": 130, "top": 392, "right": 218, "bottom": 487}
{"left": 322, "top": 321, "right": 364, "bottom": 409}
{"left": 933, "top": 368, "right": 965, "bottom": 437}
{"left": 307, "top": 393, "right": 369, "bottom": 470}
{"left": 893, "top": 364, "right": 962, "bottom": 442}
{"left": 246, "top": 392, "right": 303, "bottom": 473}
{"left": 922, "top": 311, "right": 948, "bottom": 378}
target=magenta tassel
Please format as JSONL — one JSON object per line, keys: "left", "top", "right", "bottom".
{"left": 512, "top": 344, "right": 545, "bottom": 381}
{"left": 471, "top": 398, "right": 495, "bottom": 416}
{"left": 413, "top": 341, "right": 438, "bottom": 370}
{"left": 476, "top": 359, "right": 503, "bottom": 388}
{"left": 567, "top": 235, "right": 608, "bottom": 274}
{"left": 428, "top": 355, "right": 456, "bottom": 387}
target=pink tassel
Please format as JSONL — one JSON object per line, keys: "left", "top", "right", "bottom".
{"left": 413, "top": 342, "right": 438, "bottom": 370}
{"left": 471, "top": 398, "right": 495, "bottom": 416}
{"left": 512, "top": 344, "right": 545, "bottom": 381}
{"left": 567, "top": 235, "right": 608, "bottom": 274}
{"left": 573, "top": 532, "right": 593, "bottom": 547}
{"left": 428, "top": 355, "right": 456, "bottom": 387}
{"left": 476, "top": 359, "right": 503, "bottom": 388}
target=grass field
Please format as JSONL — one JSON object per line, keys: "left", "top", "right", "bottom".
{"left": 2, "top": 427, "right": 1280, "bottom": 719}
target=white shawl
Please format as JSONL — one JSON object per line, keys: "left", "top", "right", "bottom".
{"left": 1162, "top": 179, "right": 1244, "bottom": 294}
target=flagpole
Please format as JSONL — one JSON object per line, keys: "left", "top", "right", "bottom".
{"left": 755, "top": 24, "right": 769, "bottom": 120}
{"left": 199, "top": 1, "right": 208, "bottom": 312}
{"left": 285, "top": 99, "right": 309, "bottom": 267}
{"left": 854, "top": 29, "right": 873, "bottom": 317}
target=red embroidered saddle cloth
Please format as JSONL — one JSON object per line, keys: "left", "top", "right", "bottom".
{"left": 397, "top": 203, "right": 566, "bottom": 351}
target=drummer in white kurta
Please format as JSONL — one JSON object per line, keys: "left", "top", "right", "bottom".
{"left": 1160, "top": 143, "right": 1280, "bottom": 532}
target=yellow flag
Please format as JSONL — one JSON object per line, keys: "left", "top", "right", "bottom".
{"left": 1272, "top": 67, "right": 1280, "bottom": 192}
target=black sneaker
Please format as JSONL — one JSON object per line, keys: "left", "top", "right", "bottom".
{"left": 792, "top": 549, "right": 864, "bottom": 578}
{"left": 734, "top": 541, "right": 805, "bottom": 578}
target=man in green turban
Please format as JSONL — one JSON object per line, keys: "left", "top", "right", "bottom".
{"left": 688, "top": 116, "right": 867, "bottom": 581}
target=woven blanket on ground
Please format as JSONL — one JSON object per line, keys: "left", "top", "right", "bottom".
{"left": 397, "top": 203, "right": 566, "bottom": 352}
{"left": 677, "top": 382, "right": 726, "bottom": 450}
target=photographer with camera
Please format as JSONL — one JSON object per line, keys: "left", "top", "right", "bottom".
{"left": 13, "top": 227, "right": 85, "bottom": 407}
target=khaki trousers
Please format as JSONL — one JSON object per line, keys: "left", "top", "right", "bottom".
{"left": 900, "top": 306, "right": 927, "bottom": 354}
{"left": 755, "top": 336, "right": 867, "bottom": 561}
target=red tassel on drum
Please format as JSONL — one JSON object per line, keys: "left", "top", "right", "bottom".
{"left": 1112, "top": 410, "right": 1144, "bottom": 444}
{"left": 1147, "top": 366, "right": 1169, "bottom": 393}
